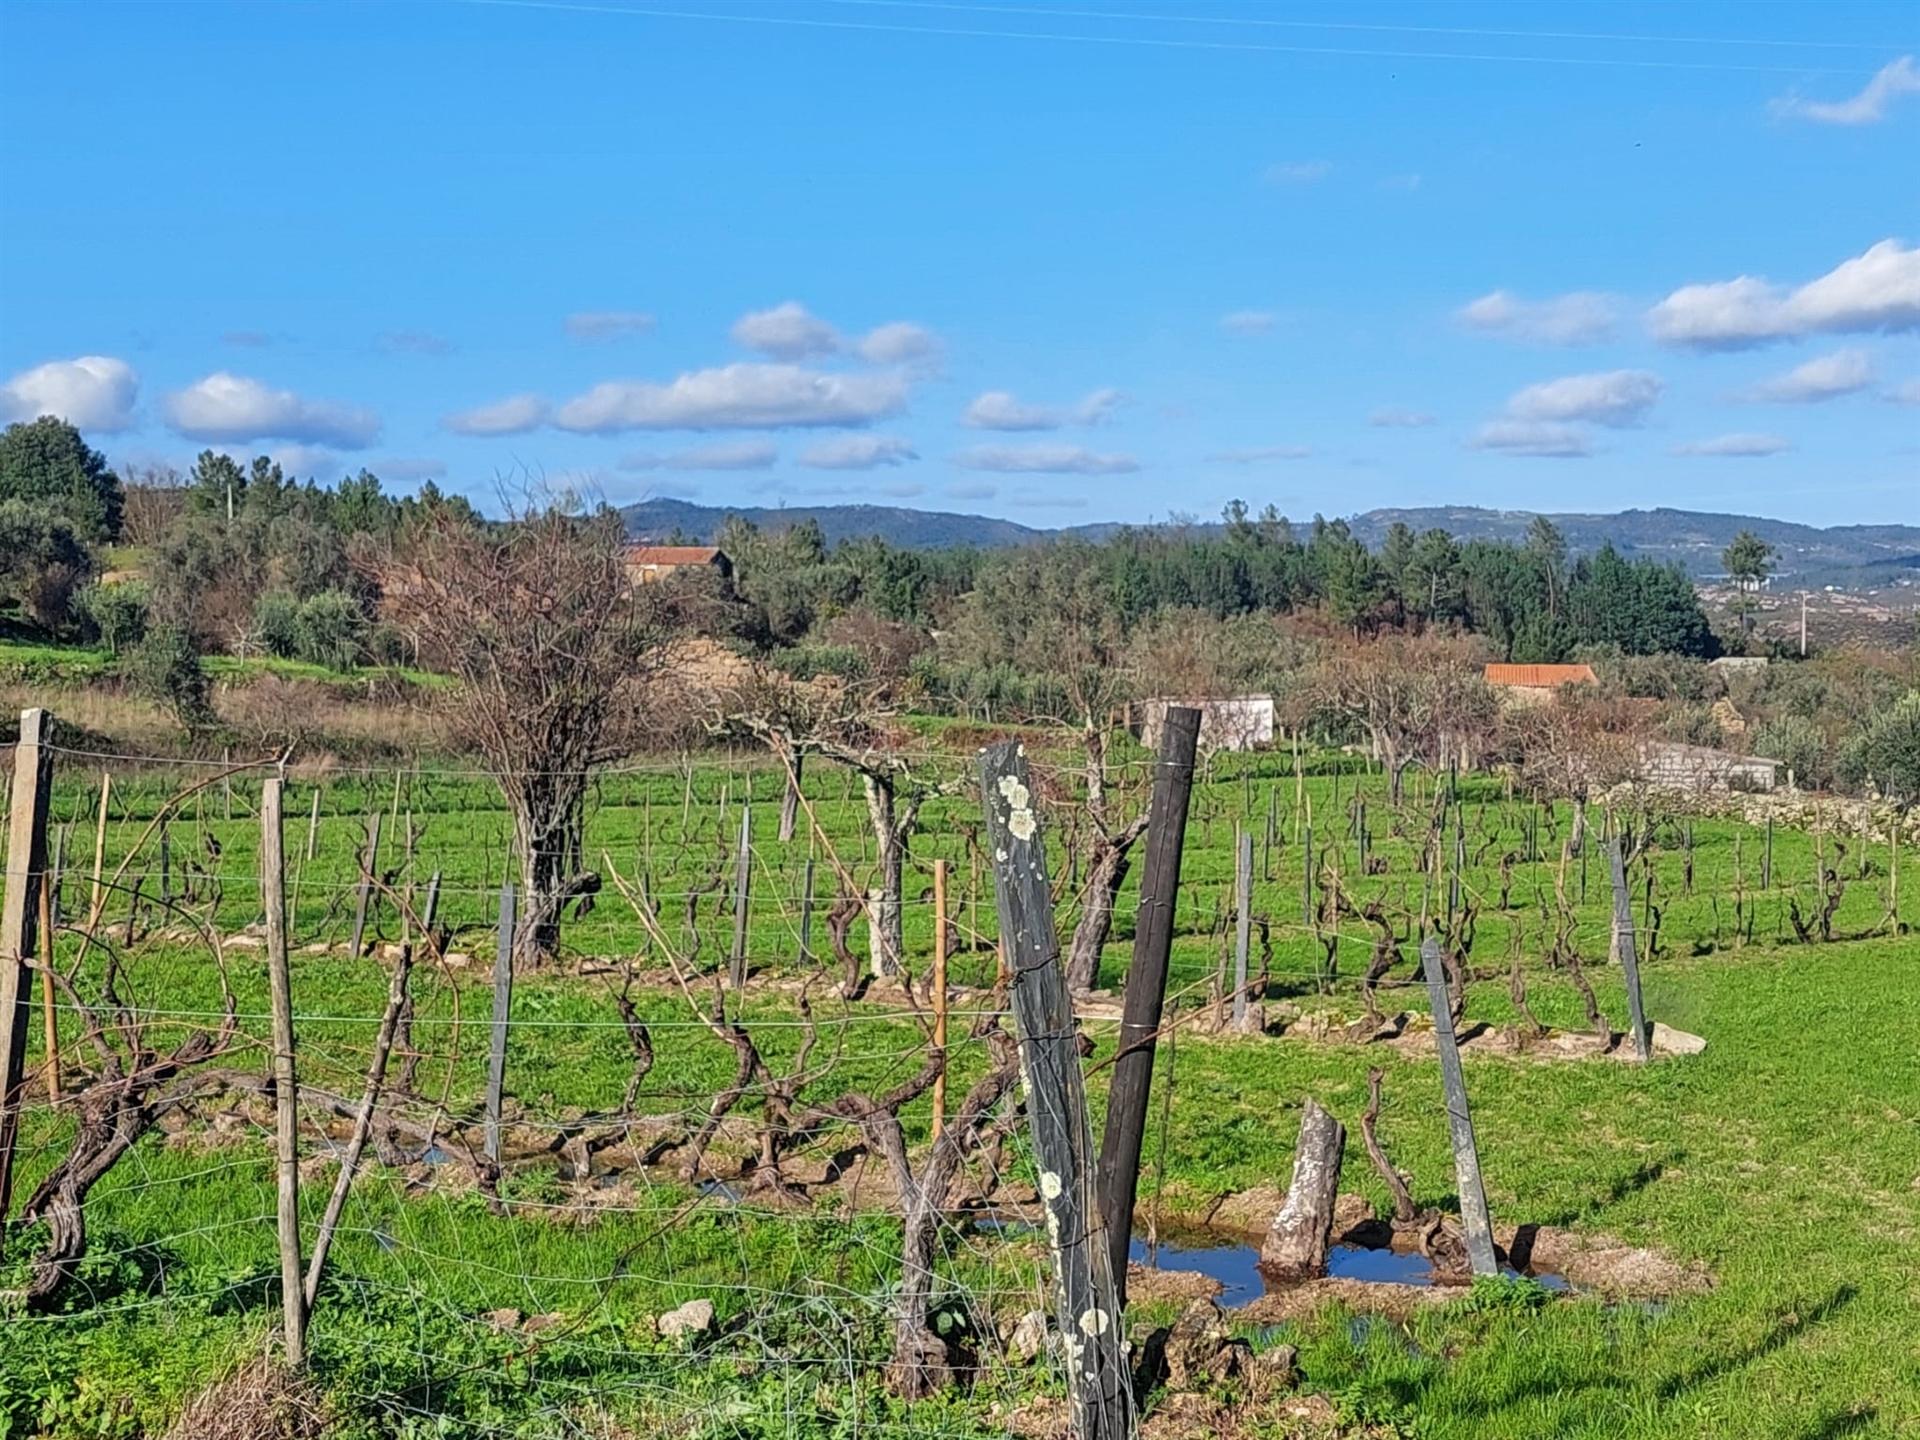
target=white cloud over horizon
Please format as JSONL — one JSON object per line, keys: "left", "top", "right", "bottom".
{"left": 1219, "top": 310, "right": 1277, "bottom": 336}
{"left": 1672, "top": 433, "right": 1792, "bottom": 457}
{"left": 1506, "top": 369, "right": 1663, "bottom": 427}
{"left": 962, "top": 387, "right": 1123, "bottom": 431}
{"left": 443, "top": 392, "right": 549, "bottom": 436}
{"left": 730, "top": 302, "right": 941, "bottom": 367}
{"left": 565, "top": 310, "right": 658, "bottom": 341}
{"left": 1773, "top": 56, "right": 1920, "bottom": 126}
{"left": 1456, "top": 290, "right": 1616, "bottom": 345}
{"left": 954, "top": 443, "right": 1138, "bottom": 474}
{"left": 799, "top": 434, "right": 918, "bottom": 469}
{"left": 556, "top": 363, "right": 910, "bottom": 432}
{"left": 1743, "top": 348, "right": 1875, "bottom": 403}
{"left": 0, "top": 355, "right": 139, "bottom": 431}
{"left": 165, "top": 372, "right": 380, "bottom": 447}
{"left": 1648, "top": 239, "right": 1920, "bottom": 349}
{"left": 1206, "top": 445, "right": 1311, "bottom": 463}
{"left": 618, "top": 440, "right": 778, "bottom": 472}
{"left": 1468, "top": 419, "right": 1593, "bottom": 458}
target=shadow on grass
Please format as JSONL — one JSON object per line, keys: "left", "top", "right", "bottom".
{"left": 1534, "top": 1151, "right": 1684, "bottom": 1228}
{"left": 1790, "top": 1407, "right": 1876, "bottom": 1440}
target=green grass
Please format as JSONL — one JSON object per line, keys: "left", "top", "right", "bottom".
{"left": 0, "top": 638, "right": 444, "bottom": 690}
{"left": 6, "top": 746, "right": 1915, "bottom": 1437}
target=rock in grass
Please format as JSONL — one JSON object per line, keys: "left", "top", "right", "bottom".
{"left": 656, "top": 1298, "right": 716, "bottom": 1340}
{"left": 1650, "top": 1023, "right": 1706, "bottom": 1056}
{"left": 1006, "top": 1309, "right": 1051, "bottom": 1362}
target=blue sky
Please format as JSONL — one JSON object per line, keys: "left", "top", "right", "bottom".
{"left": 2, "top": 0, "right": 1915, "bottom": 527}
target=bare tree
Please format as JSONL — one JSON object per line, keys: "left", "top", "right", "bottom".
{"left": 1508, "top": 691, "right": 1647, "bottom": 853}
{"left": 719, "top": 670, "right": 956, "bottom": 976}
{"left": 1304, "top": 633, "right": 1499, "bottom": 803}
{"left": 373, "top": 500, "right": 672, "bottom": 964}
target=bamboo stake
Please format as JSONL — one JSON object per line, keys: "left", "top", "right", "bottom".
{"left": 931, "top": 858, "right": 948, "bottom": 1141}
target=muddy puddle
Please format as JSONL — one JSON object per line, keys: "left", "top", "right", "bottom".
{"left": 1129, "top": 1229, "right": 1571, "bottom": 1305}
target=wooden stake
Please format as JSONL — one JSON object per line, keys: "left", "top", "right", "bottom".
{"left": 305, "top": 786, "right": 321, "bottom": 861}
{"left": 0, "top": 708, "right": 53, "bottom": 1230}
{"left": 979, "top": 741, "right": 1133, "bottom": 1440}
{"left": 1232, "top": 827, "right": 1253, "bottom": 1032}
{"left": 931, "top": 858, "right": 948, "bottom": 1142}
{"left": 346, "top": 811, "right": 381, "bottom": 958}
{"left": 88, "top": 771, "right": 110, "bottom": 922}
{"left": 38, "top": 869, "right": 58, "bottom": 1101}
{"left": 1606, "top": 840, "right": 1653, "bottom": 1061}
{"left": 261, "top": 776, "right": 306, "bottom": 1364}
{"left": 485, "top": 879, "right": 516, "bottom": 1167}
{"left": 729, "top": 802, "right": 752, "bottom": 990}
{"left": 1418, "top": 935, "right": 1497, "bottom": 1276}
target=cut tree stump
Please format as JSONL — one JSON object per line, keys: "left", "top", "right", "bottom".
{"left": 1260, "top": 1097, "right": 1346, "bottom": 1278}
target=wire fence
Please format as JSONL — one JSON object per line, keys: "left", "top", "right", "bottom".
{"left": 0, "top": 717, "right": 1908, "bottom": 1438}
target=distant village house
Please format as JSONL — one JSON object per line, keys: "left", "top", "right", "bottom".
{"left": 624, "top": 544, "right": 732, "bottom": 585}
{"left": 1483, "top": 662, "right": 1598, "bottom": 706}
{"left": 1126, "top": 695, "right": 1274, "bottom": 753}
{"left": 1636, "top": 741, "right": 1781, "bottom": 794}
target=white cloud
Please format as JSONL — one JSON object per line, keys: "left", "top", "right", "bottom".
{"left": 555, "top": 363, "right": 909, "bottom": 432}
{"left": 1648, "top": 239, "right": 1920, "bottom": 349}
{"left": 799, "top": 435, "right": 918, "bottom": 469}
{"left": 963, "top": 387, "right": 1123, "bottom": 431}
{"left": 1773, "top": 55, "right": 1920, "bottom": 126}
{"left": 855, "top": 322, "right": 941, "bottom": 365}
{"left": 946, "top": 481, "right": 998, "bottom": 500}
{"left": 1506, "top": 369, "right": 1662, "bottom": 426}
{"left": 619, "top": 440, "right": 778, "bottom": 471}
{"left": 876, "top": 481, "right": 925, "bottom": 498}
{"left": 264, "top": 443, "right": 340, "bottom": 476}
{"left": 1887, "top": 378, "right": 1920, "bottom": 406}
{"left": 1745, "top": 348, "right": 1875, "bottom": 403}
{"left": 1220, "top": 310, "right": 1277, "bottom": 336}
{"left": 443, "top": 392, "right": 549, "bottom": 436}
{"left": 1468, "top": 420, "right": 1592, "bottom": 459}
{"left": 1011, "top": 495, "right": 1090, "bottom": 510}
{"left": 565, "top": 310, "right": 657, "bottom": 341}
{"left": 165, "top": 372, "right": 379, "bottom": 447}
{"left": 1456, "top": 290, "right": 1616, "bottom": 345}
{"left": 1671, "top": 433, "right": 1792, "bottom": 457}
{"left": 954, "top": 443, "right": 1138, "bottom": 474}
{"left": 732, "top": 302, "right": 841, "bottom": 359}
{"left": 1207, "top": 445, "right": 1311, "bottom": 463}
{"left": 0, "top": 355, "right": 139, "bottom": 431}
{"left": 378, "top": 329, "right": 453, "bottom": 355}
{"left": 1369, "top": 406, "right": 1436, "bottom": 428}
{"left": 377, "top": 457, "right": 449, "bottom": 481}
{"left": 1264, "top": 160, "right": 1330, "bottom": 184}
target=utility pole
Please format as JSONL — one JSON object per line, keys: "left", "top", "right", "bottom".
{"left": 1800, "top": 591, "right": 1808, "bottom": 658}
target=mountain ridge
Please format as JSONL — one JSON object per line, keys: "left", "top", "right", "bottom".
{"left": 621, "top": 498, "right": 1920, "bottom": 587}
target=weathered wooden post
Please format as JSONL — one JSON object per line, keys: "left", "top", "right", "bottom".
{"left": 1260, "top": 1097, "right": 1345, "bottom": 1278}
{"left": 88, "top": 771, "right": 110, "bottom": 922}
{"left": 1606, "top": 840, "right": 1653, "bottom": 1061}
{"left": 1233, "top": 827, "right": 1253, "bottom": 1032}
{"left": 1096, "top": 706, "right": 1197, "bottom": 1305}
{"left": 305, "top": 787, "right": 321, "bottom": 861}
{"left": 729, "top": 802, "right": 752, "bottom": 990}
{"left": 485, "top": 879, "right": 516, "bottom": 1166}
{"left": 1418, "top": 936, "right": 1497, "bottom": 1276}
{"left": 261, "top": 775, "right": 306, "bottom": 1364}
{"left": 1301, "top": 822, "right": 1314, "bottom": 925}
{"left": 979, "top": 741, "right": 1133, "bottom": 1440}
{"left": 0, "top": 708, "right": 53, "bottom": 1230}
{"left": 931, "top": 858, "right": 949, "bottom": 1142}
{"left": 346, "top": 810, "right": 382, "bottom": 957}
{"left": 778, "top": 754, "right": 803, "bottom": 843}
{"left": 797, "top": 855, "right": 815, "bottom": 964}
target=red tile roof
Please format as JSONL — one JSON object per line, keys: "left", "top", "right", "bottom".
{"left": 1483, "top": 663, "right": 1598, "bottom": 688}
{"left": 626, "top": 545, "right": 725, "bottom": 566}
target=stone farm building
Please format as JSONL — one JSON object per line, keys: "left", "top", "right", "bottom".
{"left": 1126, "top": 696, "right": 1275, "bottom": 753}
{"left": 1636, "top": 740, "right": 1782, "bottom": 793}
{"left": 1483, "top": 662, "right": 1599, "bottom": 705}
{"left": 624, "top": 544, "right": 732, "bottom": 584}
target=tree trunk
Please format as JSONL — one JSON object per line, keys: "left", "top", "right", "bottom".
{"left": 778, "top": 753, "right": 803, "bottom": 843}
{"left": 511, "top": 774, "right": 589, "bottom": 965}
{"left": 1260, "top": 1097, "right": 1346, "bottom": 1279}
{"left": 1064, "top": 817, "right": 1148, "bottom": 993}
{"left": 1084, "top": 712, "right": 1109, "bottom": 822}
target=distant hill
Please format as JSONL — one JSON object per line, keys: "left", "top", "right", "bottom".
{"left": 622, "top": 498, "right": 1920, "bottom": 589}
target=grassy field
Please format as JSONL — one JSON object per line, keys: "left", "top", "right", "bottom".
{"left": 2, "top": 739, "right": 1914, "bottom": 1438}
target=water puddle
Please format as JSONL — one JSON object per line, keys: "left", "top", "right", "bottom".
{"left": 420, "top": 1144, "right": 454, "bottom": 1166}
{"left": 697, "top": 1178, "right": 742, "bottom": 1205}
{"left": 1124, "top": 1230, "right": 1571, "bottom": 1305}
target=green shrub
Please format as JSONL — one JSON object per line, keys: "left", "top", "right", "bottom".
{"left": 251, "top": 587, "right": 301, "bottom": 658}
{"left": 76, "top": 581, "right": 149, "bottom": 656}
{"left": 290, "top": 589, "right": 365, "bottom": 672}
{"left": 123, "top": 624, "right": 215, "bottom": 732}
{"left": 1752, "top": 714, "right": 1830, "bottom": 790}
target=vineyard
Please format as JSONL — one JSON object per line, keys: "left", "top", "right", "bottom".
{"left": 0, "top": 711, "right": 1915, "bottom": 1440}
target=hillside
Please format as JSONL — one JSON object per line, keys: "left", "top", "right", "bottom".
{"left": 623, "top": 498, "right": 1920, "bottom": 588}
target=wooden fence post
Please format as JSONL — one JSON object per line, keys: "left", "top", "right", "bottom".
{"left": 1232, "top": 827, "right": 1253, "bottom": 1032}
{"left": 729, "top": 802, "right": 752, "bottom": 990}
{"left": 979, "top": 741, "right": 1134, "bottom": 1440}
{"left": 347, "top": 810, "right": 382, "bottom": 958}
{"left": 797, "top": 855, "right": 814, "bottom": 964}
{"left": 931, "top": 858, "right": 948, "bottom": 1142}
{"left": 1096, "top": 706, "right": 1197, "bottom": 1305}
{"left": 88, "top": 771, "right": 110, "bottom": 921}
{"left": 485, "top": 879, "right": 516, "bottom": 1167}
{"left": 1418, "top": 936, "right": 1497, "bottom": 1276}
{"left": 261, "top": 776, "right": 306, "bottom": 1364}
{"left": 0, "top": 708, "right": 53, "bottom": 1230}
{"left": 778, "top": 754, "right": 803, "bottom": 844}
{"left": 1606, "top": 840, "right": 1653, "bottom": 1061}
